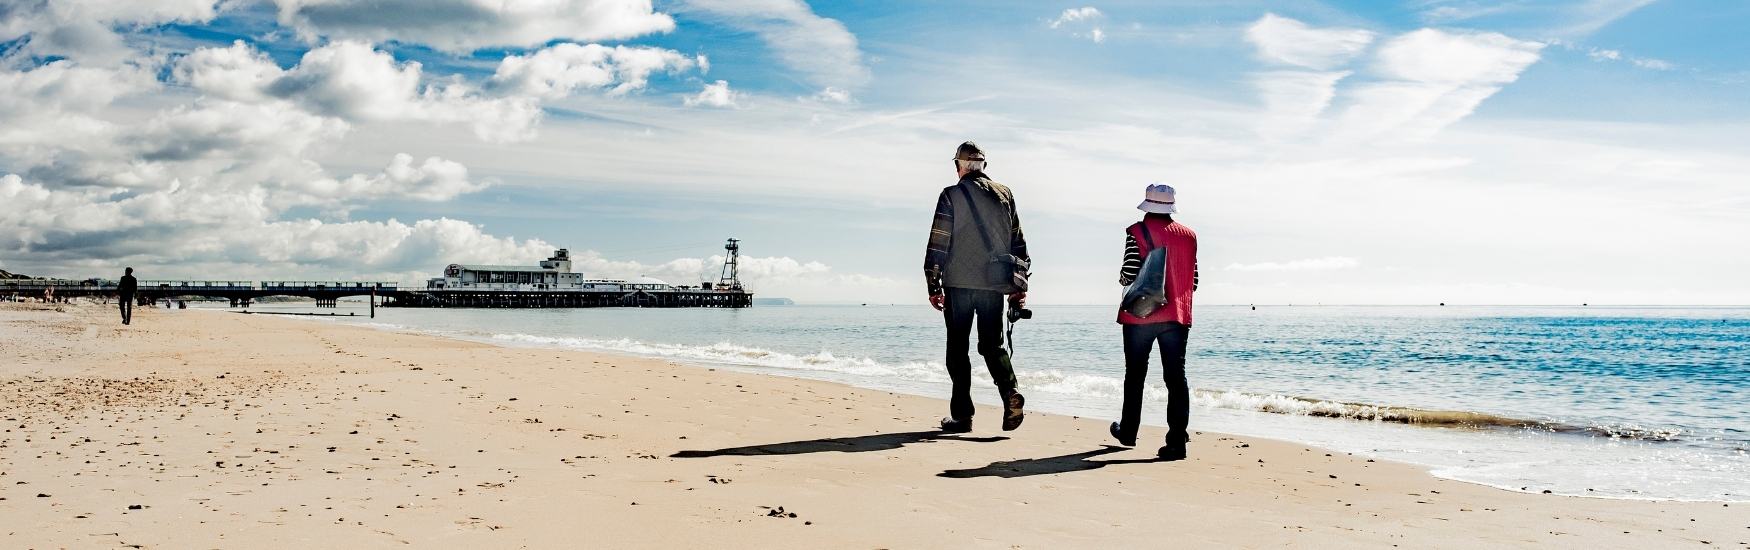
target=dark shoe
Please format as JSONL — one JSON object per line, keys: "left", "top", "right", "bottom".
{"left": 1157, "top": 442, "right": 1187, "bottom": 461}
{"left": 1109, "top": 422, "right": 1136, "bottom": 447}
{"left": 1001, "top": 392, "right": 1025, "bottom": 431}
{"left": 940, "top": 417, "right": 973, "bottom": 434}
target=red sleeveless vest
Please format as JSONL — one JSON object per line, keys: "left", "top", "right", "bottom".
{"left": 1117, "top": 218, "right": 1197, "bottom": 326}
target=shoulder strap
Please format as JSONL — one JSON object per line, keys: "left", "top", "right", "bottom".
{"left": 1132, "top": 221, "right": 1156, "bottom": 249}
{"left": 957, "top": 185, "right": 996, "bottom": 250}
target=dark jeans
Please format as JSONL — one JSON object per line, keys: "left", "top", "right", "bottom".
{"left": 1118, "top": 322, "right": 1190, "bottom": 443}
{"left": 118, "top": 294, "right": 133, "bottom": 325}
{"left": 943, "top": 287, "right": 1018, "bottom": 421}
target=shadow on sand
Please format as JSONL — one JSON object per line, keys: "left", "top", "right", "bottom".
{"left": 937, "top": 446, "right": 1162, "bottom": 479}
{"left": 671, "top": 430, "right": 1009, "bottom": 458}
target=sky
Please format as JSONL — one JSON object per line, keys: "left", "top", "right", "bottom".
{"left": 1, "top": 0, "right": 1746, "bottom": 305}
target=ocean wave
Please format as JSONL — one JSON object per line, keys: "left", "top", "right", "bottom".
{"left": 484, "top": 332, "right": 1690, "bottom": 443}
{"left": 489, "top": 333, "right": 947, "bottom": 381}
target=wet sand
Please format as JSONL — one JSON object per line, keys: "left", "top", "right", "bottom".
{"left": 1, "top": 301, "right": 1744, "bottom": 548}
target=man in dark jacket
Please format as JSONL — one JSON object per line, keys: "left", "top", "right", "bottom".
{"left": 923, "top": 141, "right": 1029, "bottom": 433}
{"left": 117, "top": 267, "right": 137, "bottom": 325}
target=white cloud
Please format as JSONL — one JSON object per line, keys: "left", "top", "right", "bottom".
{"left": 489, "top": 42, "right": 696, "bottom": 99}
{"left": 1562, "top": 42, "right": 1675, "bottom": 71}
{"left": 247, "top": 218, "right": 548, "bottom": 271}
{"left": 676, "top": 0, "right": 869, "bottom": 89}
{"left": 1225, "top": 257, "right": 1360, "bottom": 272}
{"left": 1372, "top": 29, "right": 1543, "bottom": 84}
{"left": 175, "top": 40, "right": 543, "bottom": 143}
{"left": 0, "top": 169, "right": 538, "bottom": 280}
{"left": 174, "top": 40, "right": 707, "bottom": 144}
{"left": 293, "top": 153, "right": 489, "bottom": 204}
{"left": 1049, "top": 6, "right": 1106, "bottom": 43}
{"left": 810, "top": 86, "right": 853, "bottom": 104}
{"left": 565, "top": 250, "right": 899, "bottom": 302}
{"left": 0, "top": 0, "right": 908, "bottom": 301}
{"left": 269, "top": 0, "right": 675, "bottom": 53}
{"left": 171, "top": 39, "right": 286, "bottom": 102}
{"left": 131, "top": 99, "right": 348, "bottom": 174}
{"left": 1417, "top": 0, "right": 1656, "bottom": 39}
{"left": 1554, "top": 0, "right": 1657, "bottom": 38}
{"left": 0, "top": 0, "right": 223, "bottom": 65}
{"left": 1244, "top": 13, "right": 1375, "bottom": 70}
{"left": 1241, "top": 15, "right": 1372, "bottom": 138}
{"left": 1419, "top": 3, "right": 1517, "bottom": 23}
{"left": 684, "top": 80, "right": 742, "bottom": 108}
{"left": 1335, "top": 28, "right": 1543, "bottom": 141}
{"left": 268, "top": 41, "right": 423, "bottom": 119}
{"left": 1050, "top": 7, "right": 1101, "bottom": 28}
{"left": 0, "top": 59, "right": 157, "bottom": 119}
{"left": 1630, "top": 57, "right": 1674, "bottom": 70}
{"left": 0, "top": 40, "right": 519, "bottom": 281}
{"left": 1251, "top": 69, "right": 1349, "bottom": 138}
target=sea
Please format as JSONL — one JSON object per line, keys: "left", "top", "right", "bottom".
{"left": 201, "top": 302, "right": 1750, "bottom": 502}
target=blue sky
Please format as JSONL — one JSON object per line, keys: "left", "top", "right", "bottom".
{"left": 2, "top": 1, "right": 1746, "bottom": 304}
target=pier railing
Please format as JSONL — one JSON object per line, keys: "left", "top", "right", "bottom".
{"left": 259, "top": 281, "right": 399, "bottom": 291}
{"left": 3, "top": 280, "right": 110, "bottom": 291}
{"left": 141, "top": 280, "right": 255, "bottom": 291}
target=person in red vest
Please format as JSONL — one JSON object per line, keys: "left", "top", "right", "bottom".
{"left": 1112, "top": 183, "right": 1199, "bottom": 460}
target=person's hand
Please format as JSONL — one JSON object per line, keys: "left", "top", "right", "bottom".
{"left": 929, "top": 293, "right": 946, "bottom": 311}
{"left": 1009, "top": 292, "right": 1026, "bottom": 309}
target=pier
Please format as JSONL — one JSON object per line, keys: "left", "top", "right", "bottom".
{"left": 384, "top": 288, "right": 751, "bottom": 308}
{"left": 4, "top": 280, "right": 752, "bottom": 309}
{"left": 3, "top": 240, "right": 753, "bottom": 310}
{"left": 2, "top": 280, "right": 398, "bottom": 308}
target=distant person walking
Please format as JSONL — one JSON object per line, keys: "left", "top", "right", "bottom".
{"left": 923, "top": 141, "right": 1030, "bottom": 433}
{"left": 1112, "top": 184, "right": 1199, "bottom": 460}
{"left": 118, "top": 267, "right": 137, "bottom": 325}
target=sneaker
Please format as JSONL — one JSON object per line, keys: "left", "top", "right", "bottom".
{"left": 940, "top": 417, "right": 973, "bottom": 434}
{"left": 1109, "top": 422, "right": 1136, "bottom": 447}
{"left": 1001, "top": 392, "right": 1026, "bottom": 431}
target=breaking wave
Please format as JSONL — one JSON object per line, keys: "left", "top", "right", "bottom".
{"left": 487, "top": 333, "right": 1689, "bottom": 443}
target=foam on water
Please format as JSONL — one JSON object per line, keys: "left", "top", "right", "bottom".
{"left": 490, "top": 332, "right": 1701, "bottom": 441}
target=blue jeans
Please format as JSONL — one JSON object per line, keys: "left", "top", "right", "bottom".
{"left": 1118, "top": 322, "right": 1190, "bottom": 443}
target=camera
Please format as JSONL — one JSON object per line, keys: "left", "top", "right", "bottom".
{"left": 1007, "top": 307, "right": 1032, "bottom": 323}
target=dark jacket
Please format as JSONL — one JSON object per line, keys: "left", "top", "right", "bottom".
{"left": 924, "top": 172, "right": 1029, "bottom": 294}
{"left": 118, "top": 275, "right": 137, "bottom": 295}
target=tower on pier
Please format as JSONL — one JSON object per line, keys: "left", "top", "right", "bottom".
{"left": 718, "top": 238, "right": 742, "bottom": 291}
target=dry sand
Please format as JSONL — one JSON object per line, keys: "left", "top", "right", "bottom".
{"left": 1, "top": 301, "right": 1744, "bottom": 549}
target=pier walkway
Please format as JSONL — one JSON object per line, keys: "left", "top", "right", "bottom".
{"left": 3, "top": 280, "right": 398, "bottom": 307}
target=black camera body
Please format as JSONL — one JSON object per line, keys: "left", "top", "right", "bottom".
{"left": 1008, "top": 307, "right": 1033, "bottom": 323}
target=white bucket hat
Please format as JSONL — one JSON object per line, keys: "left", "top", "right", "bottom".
{"left": 1137, "top": 183, "right": 1177, "bottom": 214}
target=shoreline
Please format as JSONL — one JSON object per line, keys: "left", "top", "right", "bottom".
{"left": 3, "top": 302, "right": 1744, "bottom": 548}
{"left": 178, "top": 302, "right": 1750, "bottom": 502}
{"left": 301, "top": 305, "right": 1746, "bottom": 503}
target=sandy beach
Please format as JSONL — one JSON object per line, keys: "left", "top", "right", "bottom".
{"left": 0, "top": 301, "right": 1742, "bottom": 549}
